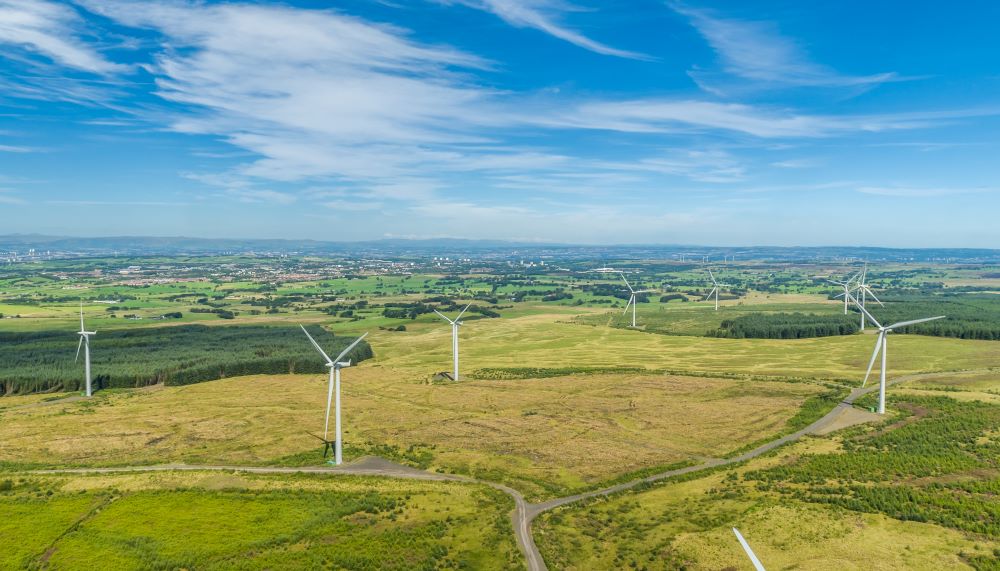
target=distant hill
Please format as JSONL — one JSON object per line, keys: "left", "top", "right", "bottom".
{"left": 0, "top": 234, "right": 997, "bottom": 262}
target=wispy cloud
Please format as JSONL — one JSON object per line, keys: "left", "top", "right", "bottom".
{"left": 770, "top": 158, "right": 817, "bottom": 169}
{"left": 671, "top": 2, "right": 901, "bottom": 92}
{"left": 592, "top": 149, "right": 747, "bottom": 183}
{"left": 0, "top": 0, "right": 126, "bottom": 74}
{"left": 0, "top": 144, "right": 43, "bottom": 153}
{"left": 856, "top": 185, "right": 996, "bottom": 197}
{"left": 543, "top": 99, "right": 991, "bottom": 138}
{"left": 45, "top": 200, "right": 190, "bottom": 206}
{"left": 437, "top": 0, "right": 646, "bottom": 59}
{"left": 0, "top": 189, "right": 26, "bottom": 204}
{"left": 227, "top": 189, "right": 297, "bottom": 204}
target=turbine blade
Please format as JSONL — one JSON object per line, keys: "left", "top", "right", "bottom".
{"left": 887, "top": 315, "right": 946, "bottom": 331}
{"left": 619, "top": 272, "right": 633, "bottom": 293}
{"left": 852, "top": 295, "right": 882, "bottom": 329}
{"left": 333, "top": 332, "right": 369, "bottom": 364}
{"left": 622, "top": 295, "right": 634, "bottom": 315}
{"left": 862, "top": 332, "right": 884, "bottom": 387}
{"left": 300, "top": 324, "right": 334, "bottom": 364}
{"left": 455, "top": 303, "right": 472, "bottom": 321}
{"left": 732, "top": 528, "right": 766, "bottom": 571}
{"left": 708, "top": 268, "right": 718, "bottom": 286}
{"left": 865, "top": 287, "right": 885, "bottom": 307}
{"left": 433, "top": 309, "right": 454, "bottom": 324}
{"left": 75, "top": 336, "right": 83, "bottom": 363}
{"left": 79, "top": 302, "right": 85, "bottom": 331}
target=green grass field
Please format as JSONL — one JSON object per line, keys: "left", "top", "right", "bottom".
{"left": 0, "top": 471, "right": 519, "bottom": 570}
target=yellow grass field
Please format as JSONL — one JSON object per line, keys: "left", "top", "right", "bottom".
{"left": 0, "top": 370, "right": 821, "bottom": 500}
{"left": 361, "top": 308, "right": 1000, "bottom": 381}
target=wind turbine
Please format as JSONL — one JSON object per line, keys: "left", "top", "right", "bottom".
{"left": 75, "top": 302, "right": 96, "bottom": 397}
{"left": 434, "top": 303, "right": 471, "bottom": 381}
{"left": 732, "top": 528, "right": 766, "bottom": 571}
{"left": 854, "top": 264, "right": 884, "bottom": 331}
{"left": 705, "top": 268, "right": 730, "bottom": 311}
{"left": 300, "top": 325, "right": 369, "bottom": 465}
{"left": 829, "top": 269, "right": 862, "bottom": 315}
{"left": 620, "top": 273, "right": 653, "bottom": 328}
{"left": 852, "top": 298, "right": 945, "bottom": 415}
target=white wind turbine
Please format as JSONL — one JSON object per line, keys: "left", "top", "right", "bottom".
{"left": 732, "top": 528, "right": 766, "bottom": 571}
{"left": 434, "top": 303, "right": 472, "bottom": 381}
{"left": 829, "top": 269, "right": 862, "bottom": 315}
{"left": 75, "top": 302, "right": 96, "bottom": 397}
{"left": 300, "top": 325, "right": 369, "bottom": 465}
{"left": 854, "top": 264, "right": 884, "bottom": 331}
{"left": 705, "top": 268, "right": 731, "bottom": 311}
{"left": 852, "top": 298, "right": 945, "bottom": 415}
{"left": 620, "top": 273, "right": 653, "bottom": 328}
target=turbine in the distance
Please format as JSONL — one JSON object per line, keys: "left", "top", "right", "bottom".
{"left": 854, "top": 263, "right": 884, "bottom": 331}
{"left": 829, "top": 268, "right": 861, "bottom": 315}
{"left": 705, "top": 268, "right": 732, "bottom": 311}
{"left": 853, "top": 299, "right": 945, "bottom": 415}
{"left": 75, "top": 302, "right": 96, "bottom": 397}
{"left": 434, "top": 303, "right": 472, "bottom": 381}
{"left": 300, "top": 325, "right": 369, "bottom": 465}
{"left": 620, "top": 273, "right": 653, "bottom": 328}
{"left": 732, "top": 528, "right": 766, "bottom": 571}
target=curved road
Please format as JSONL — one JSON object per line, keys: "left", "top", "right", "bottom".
{"left": 32, "top": 381, "right": 890, "bottom": 571}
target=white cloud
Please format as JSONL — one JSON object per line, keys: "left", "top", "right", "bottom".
{"left": 438, "top": 0, "right": 646, "bottom": 59}
{"left": 671, "top": 2, "right": 900, "bottom": 92}
{"left": 856, "top": 185, "right": 996, "bottom": 197}
{"left": 770, "top": 158, "right": 817, "bottom": 169}
{"left": 0, "top": 0, "right": 125, "bottom": 74}
{"left": 543, "top": 99, "right": 974, "bottom": 138}
{"left": 0, "top": 144, "right": 40, "bottom": 153}
{"left": 593, "top": 149, "right": 747, "bottom": 183}
{"left": 0, "top": 189, "right": 25, "bottom": 204}
{"left": 226, "top": 189, "right": 297, "bottom": 205}
{"left": 45, "top": 200, "right": 189, "bottom": 206}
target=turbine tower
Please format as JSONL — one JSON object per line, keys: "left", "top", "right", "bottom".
{"left": 852, "top": 299, "right": 944, "bottom": 415}
{"left": 620, "top": 273, "right": 653, "bottom": 327}
{"left": 300, "top": 325, "right": 369, "bottom": 465}
{"left": 434, "top": 303, "right": 472, "bottom": 381}
{"left": 732, "top": 528, "right": 766, "bottom": 571}
{"left": 75, "top": 303, "right": 96, "bottom": 397}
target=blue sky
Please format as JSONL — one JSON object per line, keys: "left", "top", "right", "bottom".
{"left": 1, "top": 0, "right": 999, "bottom": 246}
